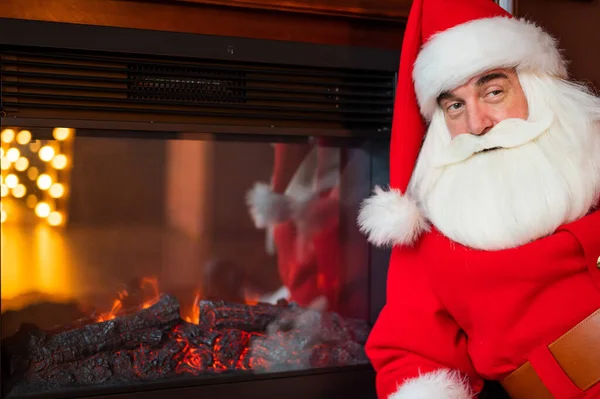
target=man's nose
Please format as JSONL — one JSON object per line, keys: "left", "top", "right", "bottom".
{"left": 467, "top": 107, "right": 494, "bottom": 136}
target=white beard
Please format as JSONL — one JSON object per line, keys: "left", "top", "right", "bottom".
{"left": 408, "top": 73, "right": 600, "bottom": 251}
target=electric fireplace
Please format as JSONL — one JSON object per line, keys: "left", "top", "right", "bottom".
{"left": 0, "top": 17, "right": 397, "bottom": 399}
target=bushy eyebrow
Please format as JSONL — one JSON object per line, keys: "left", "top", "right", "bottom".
{"left": 475, "top": 72, "right": 509, "bottom": 86}
{"left": 437, "top": 72, "right": 509, "bottom": 105}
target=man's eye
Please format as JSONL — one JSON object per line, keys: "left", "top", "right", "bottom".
{"left": 488, "top": 90, "right": 503, "bottom": 97}
{"left": 447, "top": 103, "right": 462, "bottom": 112}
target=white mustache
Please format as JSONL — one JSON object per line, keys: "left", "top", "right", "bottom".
{"left": 434, "top": 114, "right": 554, "bottom": 168}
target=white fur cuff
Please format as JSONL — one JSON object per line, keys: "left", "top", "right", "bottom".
{"left": 357, "top": 186, "right": 429, "bottom": 247}
{"left": 390, "top": 370, "right": 474, "bottom": 399}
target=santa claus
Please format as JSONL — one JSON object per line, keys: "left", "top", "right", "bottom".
{"left": 357, "top": 0, "right": 600, "bottom": 398}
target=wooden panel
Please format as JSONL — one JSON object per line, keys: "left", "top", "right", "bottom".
{"left": 175, "top": 0, "right": 412, "bottom": 20}
{"left": 0, "top": 0, "right": 405, "bottom": 50}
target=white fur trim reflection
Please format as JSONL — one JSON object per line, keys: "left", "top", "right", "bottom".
{"left": 389, "top": 369, "right": 474, "bottom": 399}
{"left": 413, "top": 17, "right": 567, "bottom": 120}
{"left": 357, "top": 186, "right": 429, "bottom": 247}
{"left": 246, "top": 182, "right": 294, "bottom": 229}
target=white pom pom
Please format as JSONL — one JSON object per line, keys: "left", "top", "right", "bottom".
{"left": 357, "top": 186, "right": 429, "bottom": 247}
{"left": 390, "top": 369, "right": 474, "bottom": 399}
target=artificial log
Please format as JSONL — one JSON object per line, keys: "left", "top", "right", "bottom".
{"left": 5, "top": 295, "right": 181, "bottom": 376}
{"left": 196, "top": 299, "right": 291, "bottom": 331}
{"left": 3, "top": 296, "right": 371, "bottom": 397}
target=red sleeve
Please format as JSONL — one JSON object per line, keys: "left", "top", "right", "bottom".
{"left": 365, "top": 245, "right": 484, "bottom": 399}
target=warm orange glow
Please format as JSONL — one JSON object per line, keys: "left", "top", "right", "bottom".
{"left": 15, "top": 157, "right": 29, "bottom": 172}
{"left": 26, "top": 194, "right": 38, "bottom": 208}
{"left": 37, "top": 174, "right": 52, "bottom": 190}
{"left": 1, "top": 128, "right": 15, "bottom": 143}
{"left": 6, "top": 148, "right": 20, "bottom": 163}
{"left": 16, "top": 130, "right": 32, "bottom": 145}
{"left": 39, "top": 146, "right": 55, "bottom": 162}
{"left": 35, "top": 202, "right": 51, "bottom": 218}
{"left": 53, "top": 128, "right": 72, "bottom": 141}
{"left": 47, "top": 211, "right": 63, "bottom": 226}
{"left": 27, "top": 167, "right": 39, "bottom": 181}
{"left": 12, "top": 184, "right": 26, "bottom": 199}
{"left": 96, "top": 278, "right": 202, "bottom": 324}
{"left": 51, "top": 154, "right": 68, "bottom": 170}
{"left": 49, "top": 183, "right": 65, "bottom": 198}
{"left": 5, "top": 174, "right": 18, "bottom": 189}
{"left": 184, "top": 291, "right": 202, "bottom": 323}
{"left": 96, "top": 289, "right": 128, "bottom": 322}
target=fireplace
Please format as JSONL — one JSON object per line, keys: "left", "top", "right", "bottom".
{"left": 0, "top": 17, "right": 397, "bottom": 399}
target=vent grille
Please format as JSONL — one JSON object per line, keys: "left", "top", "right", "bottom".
{"left": 127, "top": 64, "right": 246, "bottom": 104}
{"left": 0, "top": 47, "right": 395, "bottom": 136}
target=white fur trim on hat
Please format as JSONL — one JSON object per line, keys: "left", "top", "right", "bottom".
{"left": 357, "top": 186, "right": 429, "bottom": 247}
{"left": 414, "top": 17, "right": 568, "bottom": 120}
{"left": 389, "top": 369, "right": 474, "bottom": 399}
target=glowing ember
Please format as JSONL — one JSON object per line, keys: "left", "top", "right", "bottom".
{"left": 2, "top": 285, "right": 370, "bottom": 397}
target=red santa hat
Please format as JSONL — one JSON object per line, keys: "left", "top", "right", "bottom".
{"left": 357, "top": 0, "right": 568, "bottom": 248}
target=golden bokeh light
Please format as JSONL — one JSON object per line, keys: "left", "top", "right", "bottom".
{"left": 26, "top": 194, "right": 38, "bottom": 208}
{"left": 2, "top": 127, "right": 74, "bottom": 230}
{"left": 51, "top": 154, "right": 68, "bottom": 170}
{"left": 37, "top": 174, "right": 53, "bottom": 190}
{"left": 5, "top": 174, "right": 18, "bottom": 189}
{"left": 6, "top": 148, "right": 20, "bottom": 163}
{"left": 27, "top": 166, "right": 39, "bottom": 181}
{"left": 30, "top": 141, "right": 41, "bottom": 152}
{"left": 15, "top": 157, "right": 29, "bottom": 172}
{"left": 53, "top": 128, "right": 72, "bottom": 141}
{"left": 35, "top": 202, "right": 51, "bottom": 218}
{"left": 0, "top": 209, "right": 7, "bottom": 223}
{"left": 49, "top": 183, "right": 65, "bottom": 198}
{"left": 16, "top": 130, "right": 32, "bottom": 145}
{"left": 12, "top": 184, "right": 26, "bottom": 198}
{"left": 47, "top": 211, "right": 64, "bottom": 226}
{"left": 1, "top": 129, "right": 15, "bottom": 143}
{"left": 39, "top": 146, "right": 55, "bottom": 162}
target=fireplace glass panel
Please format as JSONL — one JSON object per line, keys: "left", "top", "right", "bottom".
{"left": 0, "top": 126, "right": 378, "bottom": 398}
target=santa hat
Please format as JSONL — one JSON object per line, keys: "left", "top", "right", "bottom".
{"left": 357, "top": 0, "right": 568, "bottom": 248}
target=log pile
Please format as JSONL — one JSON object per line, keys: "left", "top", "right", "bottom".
{"left": 2, "top": 295, "right": 370, "bottom": 396}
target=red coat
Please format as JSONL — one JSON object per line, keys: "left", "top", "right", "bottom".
{"left": 366, "top": 209, "right": 600, "bottom": 398}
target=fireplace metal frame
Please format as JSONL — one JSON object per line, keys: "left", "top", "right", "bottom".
{"left": 0, "top": 17, "right": 396, "bottom": 399}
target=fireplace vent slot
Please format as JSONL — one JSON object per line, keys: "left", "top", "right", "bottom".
{"left": 0, "top": 47, "right": 396, "bottom": 136}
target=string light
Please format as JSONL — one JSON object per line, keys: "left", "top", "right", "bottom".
{"left": 39, "top": 146, "right": 55, "bottom": 162}
{"left": 1, "top": 127, "right": 74, "bottom": 226}
{"left": 1, "top": 128, "right": 15, "bottom": 143}
{"left": 16, "top": 130, "right": 32, "bottom": 145}
{"left": 5, "top": 174, "right": 18, "bottom": 189}
{"left": 35, "top": 202, "right": 51, "bottom": 218}
{"left": 6, "top": 148, "right": 20, "bottom": 162}
{"left": 51, "top": 154, "right": 68, "bottom": 170}
{"left": 37, "top": 174, "right": 53, "bottom": 190}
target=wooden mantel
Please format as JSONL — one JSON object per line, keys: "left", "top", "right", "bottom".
{"left": 0, "top": 0, "right": 408, "bottom": 50}
{"left": 175, "top": 0, "right": 412, "bottom": 21}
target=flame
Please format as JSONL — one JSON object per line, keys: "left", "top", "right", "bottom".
{"left": 184, "top": 291, "right": 201, "bottom": 324}
{"left": 140, "top": 276, "right": 160, "bottom": 309}
{"left": 96, "top": 277, "right": 201, "bottom": 324}
{"left": 96, "top": 289, "right": 128, "bottom": 322}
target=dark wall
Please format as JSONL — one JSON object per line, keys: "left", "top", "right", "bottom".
{"left": 518, "top": 0, "right": 600, "bottom": 89}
